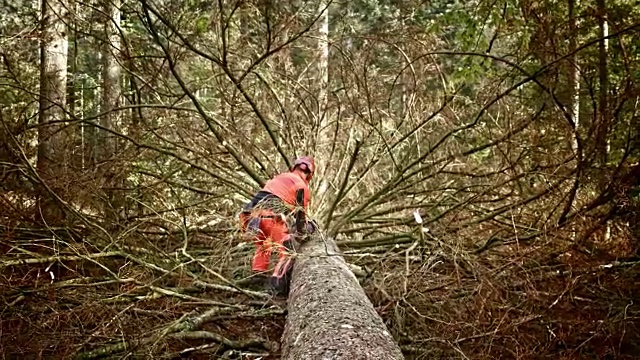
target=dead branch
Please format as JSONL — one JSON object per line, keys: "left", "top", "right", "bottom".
{"left": 76, "top": 306, "right": 281, "bottom": 359}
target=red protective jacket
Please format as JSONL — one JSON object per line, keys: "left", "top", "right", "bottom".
{"left": 240, "top": 171, "right": 311, "bottom": 275}
{"left": 262, "top": 172, "right": 310, "bottom": 210}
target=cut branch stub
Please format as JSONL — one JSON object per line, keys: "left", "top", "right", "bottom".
{"left": 281, "top": 235, "right": 403, "bottom": 360}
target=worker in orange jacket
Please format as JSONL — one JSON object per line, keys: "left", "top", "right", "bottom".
{"left": 239, "top": 156, "right": 317, "bottom": 295}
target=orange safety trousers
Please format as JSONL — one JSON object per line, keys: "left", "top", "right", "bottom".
{"left": 239, "top": 210, "right": 294, "bottom": 280}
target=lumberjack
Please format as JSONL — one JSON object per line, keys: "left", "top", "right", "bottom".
{"left": 239, "top": 156, "right": 318, "bottom": 296}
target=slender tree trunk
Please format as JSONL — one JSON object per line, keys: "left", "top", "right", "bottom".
{"left": 568, "top": 0, "right": 580, "bottom": 155}
{"left": 317, "top": 1, "right": 329, "bottom": 130}
{"left": 314, "top": 0, "right": 331, "bottom": 212}
{"left": 80, "top": 82, "right": 86, "bottom": 171}
{"left": 596, "top": 0, "right": 610, "bottom": 240}
{"left": 127, "top": 69, "right": 145, "bottom": 218}
{"left": 281, "top": 236, "right": 403, "bottom": 360}
{"left": 100, "top": 0, "right": 121, "bottom": 160}
{"left": 68, "top": 0, "right": 81, "bottom": 171}
{"left": 67, "top": 0, "right": 77, "bottom": 122}
{"left": 567, "top": 0, "right": 581, "bottom": 241}
{"left": 37, "top": 0, "right": 69, "bottom": 223}
{"left": 89, "top": 63, "right": 100, "bottom": 166}
{"left": 100, "top": 0, "right": 122, "bottom": 223}
{"left": 596, "top": 0, "right": 609, "bottom": 166}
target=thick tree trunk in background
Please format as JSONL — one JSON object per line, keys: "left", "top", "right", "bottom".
{"left": 37, "top": 0, "right": 69, "bottom": 223}
{"left": 100, "top": 0, "right": 123, "bottom": 223}
{"left": 281, "top": 236, "right": 403, "bottom": 360}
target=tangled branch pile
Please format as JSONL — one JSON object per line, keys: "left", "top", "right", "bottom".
{"left": 1, "top": 0, "right": 639, "bottom": 358}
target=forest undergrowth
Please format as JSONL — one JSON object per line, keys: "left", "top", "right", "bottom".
{"left": 1, "top": 212, "right": 638, "bottom": 359}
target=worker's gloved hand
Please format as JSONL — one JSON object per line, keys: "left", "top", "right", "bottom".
{"left": 305, "top": 219, "right": 318, "bottom": 234}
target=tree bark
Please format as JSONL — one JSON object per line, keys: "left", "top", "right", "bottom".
{"left": 595, "top": 0, "right": 609, "bottom": 166}
{"left": 316, "top": 0, "right": 329, "bottom": 129}
{"left": 281, "top": 235, "right": 403, "bottom": 360}
{"left": 568, "top": 0, "right": 580, "bottom": 155}
{"left": 100, "top": 0, "right": 123, "bottom": 223}
{"left": 37, "top": 0, "right": 69, "bottom": 223}
{"left": 99, "top": 0, "right": 121, "bottom": 161}
{"left": 314, "top": 1, "right": 331, "bottom": 210}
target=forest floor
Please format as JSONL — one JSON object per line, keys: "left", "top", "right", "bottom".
{"left": 1, "top": 221, "right": 639, "bottom": 359}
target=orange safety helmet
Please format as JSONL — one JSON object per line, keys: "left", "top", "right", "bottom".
{"left": 291, "top": 156, "right": 316, "bottom": 181}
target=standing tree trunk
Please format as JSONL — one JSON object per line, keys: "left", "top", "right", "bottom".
{"left": 100, "top": 0, "right": 121, "bottom": 160}
{"left": 568, "top": 0, "right": 580, "bottom": 154}
{"left": 595, "top": 0, "right": 610, "bottom": 240}
{"left": 37, "top": 0, "right": 69, "bottom": 223}
{"left": 595, "top": 0, "right": 609, "bottom": 166}
{"left": 281, "top": 236, "right": 403, "bottom": 360}
{"left": 99, "top": 0, "right": 122, "bottom": 223}
{"left": 314, "top": 0, "right": 332, "bottom": 212}
{"left": 67, "top": 0, "right": 77, "bottom": 122}
{"left": 567, "top": 0, "right": 581, "bottom": 240}
{"left": 316, "top": 0, "right": 329, "bottom": 131}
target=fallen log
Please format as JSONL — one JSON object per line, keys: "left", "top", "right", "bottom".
{"left": 281, "top": 234, "right": 404, "bottom": 360}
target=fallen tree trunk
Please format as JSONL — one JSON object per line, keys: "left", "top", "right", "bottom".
{"left": 281, "top": 234, "right": 404, "bottom": 360}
